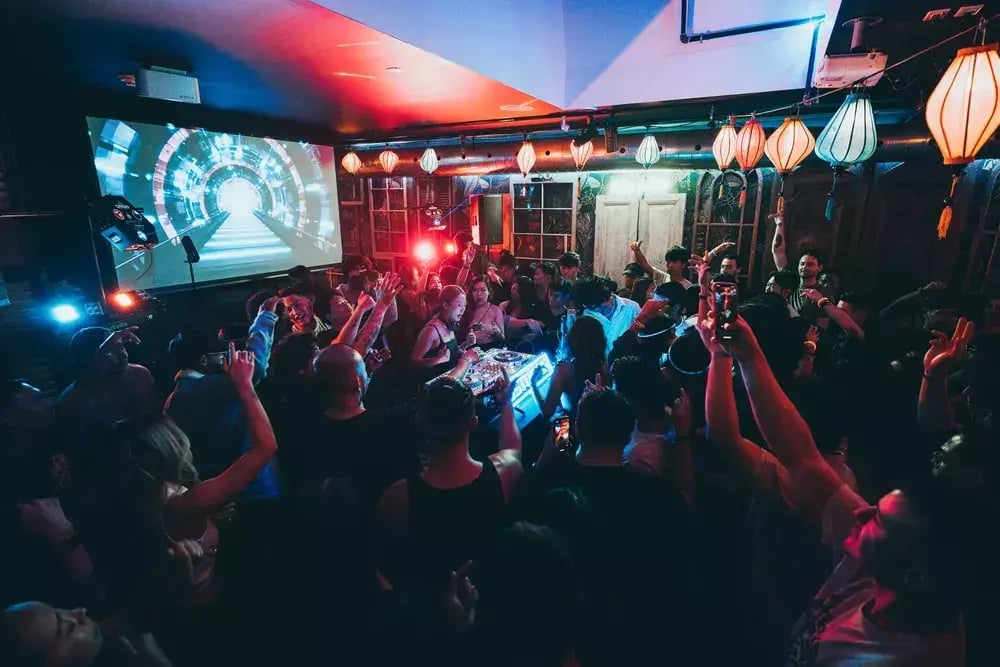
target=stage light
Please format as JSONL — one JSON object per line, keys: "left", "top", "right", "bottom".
{"left": 444, "top": 242, "right": 456, "bottom": 254}
{"left": 414, "top": 240, "right": 436, "bottom": 264}
{"left": 51, "top": 303, "right": 81, "bottom": 324}
{"left": 110, "top": 291, "right": 138, "bottom": 311}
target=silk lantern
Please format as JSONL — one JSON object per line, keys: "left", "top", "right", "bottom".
{"left": 814, "top": 92, "right": 877, "bottom": 220}
{"left": 764, "top": 116, "right": 815, "bottom": 213}
{"left": 378, "top": 149, "right": 400, "bottom": 174}
{"left": 734, "top": 117, "right": 767, "bottom": 207}
{"left": 419, "top": 147, "right": 439, "bottom": 175}
{"left": 569, "top": 139, "right": 594, "bottom": 170}
{"left": 712, "top": 117, "right": 737, "bottom": 198}
{"left": 925, "top": 44, "right": 1000, "bottom": 238}
{"left": 341, "top": 151, "right": 362, "bottom": 176}
{"left": 517, "top": 140, "right": 536, "bottom": 178}
{"left": 635, "top": 134, "right": 661, "bottom": 169}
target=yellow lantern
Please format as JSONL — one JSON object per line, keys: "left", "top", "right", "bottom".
{"left": 925, "top": 43, "right": 1000, "bottom": 238}
{"left": 341, "top": 150, "right": 362, "bottom": 176}
{"left": 764, "top": 116, "right": 815, "bottom": 213}
{"left": 378, "top": 149, "right": 399, "bottom": 174}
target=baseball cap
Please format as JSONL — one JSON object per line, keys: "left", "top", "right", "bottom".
{"left": 622, "top": 262, "right": 645, "bottom": 277}
{"left": 69, "top": 327, "right": 113, "bottom": 366}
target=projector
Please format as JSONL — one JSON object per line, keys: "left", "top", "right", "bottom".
{"left": 813, "top": 52, "right": 888, "bottom": 89}
{"left": 137, "top": 67, "right": 201, "bottom": 104}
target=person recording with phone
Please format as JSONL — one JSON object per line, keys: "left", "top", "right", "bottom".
{"left": 164, "top": 296, "right": 281, "bottom": 503}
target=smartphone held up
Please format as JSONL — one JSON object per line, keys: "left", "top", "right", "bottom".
{"left": 711, "top": 279, "right": 739, "bottom": 341}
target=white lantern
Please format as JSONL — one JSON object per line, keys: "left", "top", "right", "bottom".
{"left": 569, "top": 139, "right": 594, "bottom": 170}
{"left": 517, "top": 140, "right": 536, "bottom": 177}
{"left": 341, "top": 151, "right": 362, "bottom": 176}
{"left": 814, "top": 92, "right": 877, "bottom": 220}
{"left": 419, "top": 147, "right": 439, "bottom": 175}
{"left": 635, "top": 134, "right": 661, "bottom": 169}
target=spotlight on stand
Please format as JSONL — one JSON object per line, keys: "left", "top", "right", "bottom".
{"left": 50, "top": 303, "right": 82, "bottom": 325}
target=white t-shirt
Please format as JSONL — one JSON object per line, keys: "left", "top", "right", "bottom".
{"left": 785, "top": 485, "right": 965, "bottom": 666}
{"left": 651, "top": 266, "right": 693, "bottom": 289}
{"left": 583, "top": 295, "right": 641, "bottom": 356}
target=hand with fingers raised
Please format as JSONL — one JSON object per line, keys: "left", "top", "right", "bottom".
{"left": 923, "top": 316, "right": 975, "bottom": 380}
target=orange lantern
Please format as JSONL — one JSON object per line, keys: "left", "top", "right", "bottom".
{"left": 378, "top": 149, "right": 399, "bottom": 174}
{"left": 925, "top": 43, "right": 1000, "bottom": 238}
{"left": 764, "top": 116, "right": 815, "bottom": 213}
{"left": 735, "top": 117, "right": 767, "bottom": 171}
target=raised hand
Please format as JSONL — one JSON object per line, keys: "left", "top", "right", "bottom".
{"left": 801, "top": 288, "right": 824, "bottom": 303}
{"left": 374, "top": 272, "right": 403, "bottom": 306}
{"left": 100, "top": 326, "right": 141, "bottom": 353}
{"left": 637, "top": 298, "right": 669, "bottom": 325}
{"left": 581, "top": 372, "right": 605, "bottom": 400}
{"left": 921, "top": 281, "right": 947, "bottom": 292}
{"left": 492, "top": 368, "right": 515, "bottom": 407}
{"left": 629, "top": 241, "right": 643, "bottom": 254}
{"left": 805, "top": 325, "right": 821, "bottom": 345}
{"left": 259, "top": 296, "right": 280, "bottom": 314}
{"left": 222, "top": 343, "right": 255, "bottom": 388}
{"left": 462, "top": 244, "right": 477, "bottom": 267}
{"left": 17, "top": 497, "right": 75, "bottom": 543}
{"left": 695, "top": 311, "right": 728, "bottom": 356}
{"left": 688, "top": 255, "right": 711, "bottom": 288}
{"left": 669, "top": 388, "right": 693, "bottom": 439}
{"left": 923, "top": 316, "right": 974, "bottom": 379}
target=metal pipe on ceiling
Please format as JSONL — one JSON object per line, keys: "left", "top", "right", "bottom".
{"left": 343, "top": 126, "right": 970, "bottom": 177}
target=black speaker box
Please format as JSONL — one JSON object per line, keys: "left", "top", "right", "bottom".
{"left": 477, "top": 194, "right": 504, "bottom": 246}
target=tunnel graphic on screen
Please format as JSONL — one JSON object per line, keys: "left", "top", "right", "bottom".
{"left": 88, "top": 117, "right": 342, "bottom": 290}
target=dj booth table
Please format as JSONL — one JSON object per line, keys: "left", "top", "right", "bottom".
{"left": 426, "top": 347, "right": 556, "bottom": 430}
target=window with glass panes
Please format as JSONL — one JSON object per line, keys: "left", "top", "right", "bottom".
{"left": 512, "top": 181, "right": 574, "bottom": 264}
{"left": 369, "top": 177, "right": 410, "bottom": 256}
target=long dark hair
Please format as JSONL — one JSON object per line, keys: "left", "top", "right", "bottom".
{"left": 568, "top": 315, "right": 606, "bottom": 388}
{"left": 459, "top": 275, "right": 493, "bottom": 336}
{"left": 512, "top": 275, "right": 542, "bottom": 318}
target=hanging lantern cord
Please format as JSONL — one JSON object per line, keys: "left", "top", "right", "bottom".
{"left": 776, "top": 173, "right": 786, "bottom": 215}
{"left": 826, "top": 166, "right": 842, "bottom": 221}
{"left": 938, "top": 169, "right": 964, "bottom": 240}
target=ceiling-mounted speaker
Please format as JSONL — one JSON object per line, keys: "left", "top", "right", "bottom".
{"left": 91, "top": 195, "right": 159, "bottom": 252}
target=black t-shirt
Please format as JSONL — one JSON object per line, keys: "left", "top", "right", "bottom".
{"left": 516, "top": 457, "right": 697, "bottom": 665}
{"left": 283, "top": 409, "right": 421, "bottom": 507}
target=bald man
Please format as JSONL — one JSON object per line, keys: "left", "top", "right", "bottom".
{"left": 281, "top": 344, "right": 420, "bottom": 504}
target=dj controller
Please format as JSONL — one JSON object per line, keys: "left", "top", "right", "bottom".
{"left": 427, "top": 347, "right": 555, "bottom": 428}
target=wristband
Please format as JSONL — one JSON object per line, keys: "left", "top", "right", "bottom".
{"left": 803, "top": 340, "right": 817, "bottom": 354}
{"left": 816, "top": 297, "right": 832, "bottom": 309}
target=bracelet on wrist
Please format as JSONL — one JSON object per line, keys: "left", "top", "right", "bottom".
{"left": 816, "top": 297, "right": 832, "bottom": 309}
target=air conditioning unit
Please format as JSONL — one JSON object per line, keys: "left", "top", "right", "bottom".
{"left": 813, "top": 52, "right": 888, "bottom": 89}
{"left": 137, "top": 67, "right": 201, "bottom": 104}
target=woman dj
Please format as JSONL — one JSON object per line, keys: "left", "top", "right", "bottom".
{"left": 411, "top": 285, "right": 475, "bottom": 382}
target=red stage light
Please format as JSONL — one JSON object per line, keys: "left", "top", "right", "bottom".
{"left": 444, "top": 242, "right": 456, "bottom": 254}
{"left": 414, "top": 240, "right": 436, "bottom": 264}
{"left": 110, "top": 291, "right": 137, "bottom": 310}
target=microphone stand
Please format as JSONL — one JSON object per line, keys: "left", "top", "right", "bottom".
{"left": 187, "top": 260, "right": 197, "bottom": 292}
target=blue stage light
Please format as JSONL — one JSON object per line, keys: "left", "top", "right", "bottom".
{"left": 50, "top": 303, "right": 82, "bottom": 324}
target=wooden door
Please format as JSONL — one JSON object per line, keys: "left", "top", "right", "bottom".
{"left": 593, "top": 195, "right": 637, "bottom": 278}
{"left": 638, "top": 195, "right": 686, "bottom": 271}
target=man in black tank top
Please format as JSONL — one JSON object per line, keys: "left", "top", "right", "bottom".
{"left": 375, "top": 376, "right": 523, "bottom": 604}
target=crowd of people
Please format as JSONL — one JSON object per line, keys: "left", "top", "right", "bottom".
{"left": 2, "top": 220, "right": 998, "bottom": 666}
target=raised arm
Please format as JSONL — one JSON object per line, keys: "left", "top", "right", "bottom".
{"left": 454, "top": 245, "right": 477, "bottom": 289}
{"left": 771, "top": 215, "right": 788, "bottom": 270}
{"left": 351, "top": 273, "right": 404, "bottom": 356}
{"left": 247, "top": 298, "right": 279, "bottom": 385}
{"left": 170, "top": 346, "right": 277, "bottom": 515}
{"left": 332, "top": 294, "right": 373, "bottom": 348}
{"left": 628, "top": 240, "right": 657, "bottom": 279}
{"left": 918, "top": 318, "right": 973, "bottom": 433}
{"left": 488, "top": 370, "right": 523, "bottom": 502}
{"left": 802, "top": 289, "right": 865, "bottom": 340}
{"left": 727, "top": 318, "right": 842, "bottom": 523}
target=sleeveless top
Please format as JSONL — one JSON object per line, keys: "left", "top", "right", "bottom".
{"left": 164, "top": 483, "right": 220, "bottom": 605}
{"left": 404, "top": 460, "right": 507, "bottom": 587}
{"left": 418, "top": 320, "right": 460, "bottom": 382}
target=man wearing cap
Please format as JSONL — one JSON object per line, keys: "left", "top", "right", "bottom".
{"left": 620, "top": 262, "right": 646, "bottom": 298}
{"left": 56, "top": 326, "right": 158, "bottom": 445}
